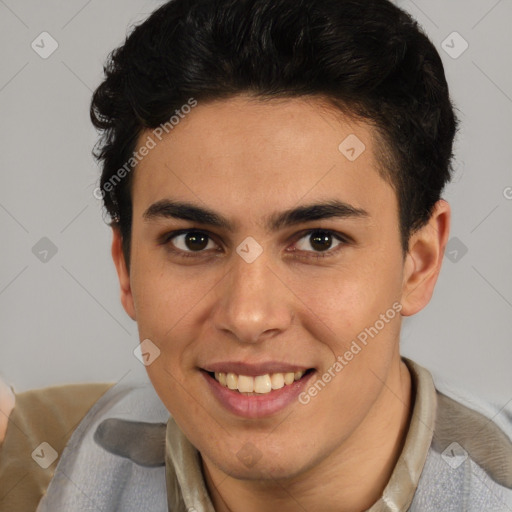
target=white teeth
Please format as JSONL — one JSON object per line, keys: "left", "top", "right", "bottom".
{"left": 217, "top": 372, "right": 226, "bottom": 386}
{"left": 226, "top": 372, "right": 238, "bottom": 390}
{"left": 270, "top": 373, "right": 285, "bottom": 390}
{"left": 213, "top": 370, "right": 306, "bottom": 394}
{"left": 237, "top": 375, "right": 254, "bottom": 393}
{"left": 254, "top": 375, "right": 272, "bottom": 393}
{"left": 284, "top": 372, "right": 295, "bottom": 385}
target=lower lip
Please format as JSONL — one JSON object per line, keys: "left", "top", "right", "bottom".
{"left": 201, "top": 370, "right": 316, "bottom": 419}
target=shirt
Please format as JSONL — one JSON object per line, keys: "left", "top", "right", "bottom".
{"left": 1, "top": 358, "right": 511, "bottom": 511}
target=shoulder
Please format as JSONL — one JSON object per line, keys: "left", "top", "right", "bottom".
{"left": 35, "top": 381, "right": 170, "bottom": 512}
{"left": 413, "top": 375, "right": 512, "bottom": 510}
{"left": 0, "top": 381, "right": 114, "bottom": 511}
{"left": 433, "top": 385, "right": 512, "bottom": 489}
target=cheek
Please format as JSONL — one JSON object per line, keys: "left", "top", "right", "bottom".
{"left": 287, "top": 254, "right": 403, "bottom": 342}
{"left": 130, "top": 249, "right": 214, "bottom": 337}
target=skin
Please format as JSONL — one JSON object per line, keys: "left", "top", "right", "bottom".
{"left": 112, "top": 94, "right": 450, "bottom": 512}
{"left": 0, "top": 378, "right": 15, "bottom": 443}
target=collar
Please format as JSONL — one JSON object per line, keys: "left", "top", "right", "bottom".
{"left": 165, "top": 357, "right": 437, "bottom": 512}
{"left": 366, "top": 357, "right": 437, "bottom": 511}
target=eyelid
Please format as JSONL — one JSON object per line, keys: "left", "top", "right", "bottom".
{"left": 292, "top": 228, "right": 352, "bottom": 246}
{"left": 159, "top": 229, "right": 221, "bottom": 252}
{"left": 287, "top": 228, "right": 351, "bottom": 258}
{"left": 160, "top": 228, "right": 351, "bottom": 257}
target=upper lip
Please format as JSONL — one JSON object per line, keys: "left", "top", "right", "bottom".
{"left": 202, "top": 361, "right": 313, "bottom": 376}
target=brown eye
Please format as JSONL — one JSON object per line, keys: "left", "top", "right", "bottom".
{"left": 184, "top": 232, "right": 209, "bottom": 251}
{"left": 295, "top": 230, "right": 343, "bottom": 253}
{"left": 310, "top": 231, "right": 334, "bottom": 251}
{"left": 168, "top": 231, "right": 218, "bottom": 253}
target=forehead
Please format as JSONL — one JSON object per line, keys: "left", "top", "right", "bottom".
{"left": 131, "top": 95, "right": 395, "bottom": 226}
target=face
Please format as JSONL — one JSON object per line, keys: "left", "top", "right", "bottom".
{"left": 115, "top": 95, "right": 430, "bottom": 481}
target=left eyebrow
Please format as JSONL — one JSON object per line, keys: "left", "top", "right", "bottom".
{"left": 142, "top": 199, "right": 369, "bottom": 232}
{"left": 267, "top": 200, "right": 369, "bottom": 231}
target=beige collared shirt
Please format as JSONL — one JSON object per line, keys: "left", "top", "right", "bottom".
{"left": 163, "top": 357, "right": 438, "bottom": 512}
{"left": 2, "top": 358, "right": 511, "bottom": 511}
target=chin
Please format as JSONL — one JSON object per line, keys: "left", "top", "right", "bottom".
{"left": 203, "top": 441, "right": 316, "bottom": 482}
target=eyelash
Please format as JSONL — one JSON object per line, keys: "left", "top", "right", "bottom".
{"left": 159, "top": 228, "right": 350, "bottom": 260}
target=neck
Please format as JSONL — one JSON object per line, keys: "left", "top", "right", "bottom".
{"left": 202, "top": 357, "right": 412, "bottom": 512}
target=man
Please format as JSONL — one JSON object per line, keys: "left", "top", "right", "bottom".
{"left": 1, "top": 0, "right": 511, "bottom": 510}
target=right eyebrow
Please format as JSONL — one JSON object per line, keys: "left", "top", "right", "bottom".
{"left": 143, "top": 198, "right": 369, "bottom": 232}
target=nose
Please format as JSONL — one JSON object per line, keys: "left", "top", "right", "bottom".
{"left": 211, "top": 249, "right": 294, "bottom": 344}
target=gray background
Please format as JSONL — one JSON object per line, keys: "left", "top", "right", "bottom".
{"left": 0, "top": 1, "right": 511, "bottom": 408}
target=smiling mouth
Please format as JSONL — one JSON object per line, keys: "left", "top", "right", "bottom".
{"left": 205, "top": 369, "right": 315, "bottom": 395}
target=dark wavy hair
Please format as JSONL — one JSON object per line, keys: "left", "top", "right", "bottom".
{"left": 90, "top": 0, "right": 458, "bottom": 269}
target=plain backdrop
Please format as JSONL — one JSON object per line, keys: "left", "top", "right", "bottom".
{"left": 0, "top": 1, "right": 511, "bottom": 409}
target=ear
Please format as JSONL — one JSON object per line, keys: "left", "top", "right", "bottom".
{"left": 400, "top": 199, "right": 451, "bottom": 316}
{"left": 111, "top": 227, "right": 136, "bottom": 321}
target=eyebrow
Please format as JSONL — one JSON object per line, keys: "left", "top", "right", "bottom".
{"left": 142, "top": 199, "right": 369, "bottom": 232}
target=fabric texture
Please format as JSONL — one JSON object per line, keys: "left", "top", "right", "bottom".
{"left": 1, "top": 358, "right": 511, "bottom": 511}
{"left": 35, "top": 383, "right": 170, "bottom": 512}
{"left": 0, "top": 383, "right": 113, "bottom": 511}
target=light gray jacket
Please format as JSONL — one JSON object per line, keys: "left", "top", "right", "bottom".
{"left": 36, "top": 359, "right": 512, "bottom": 512}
